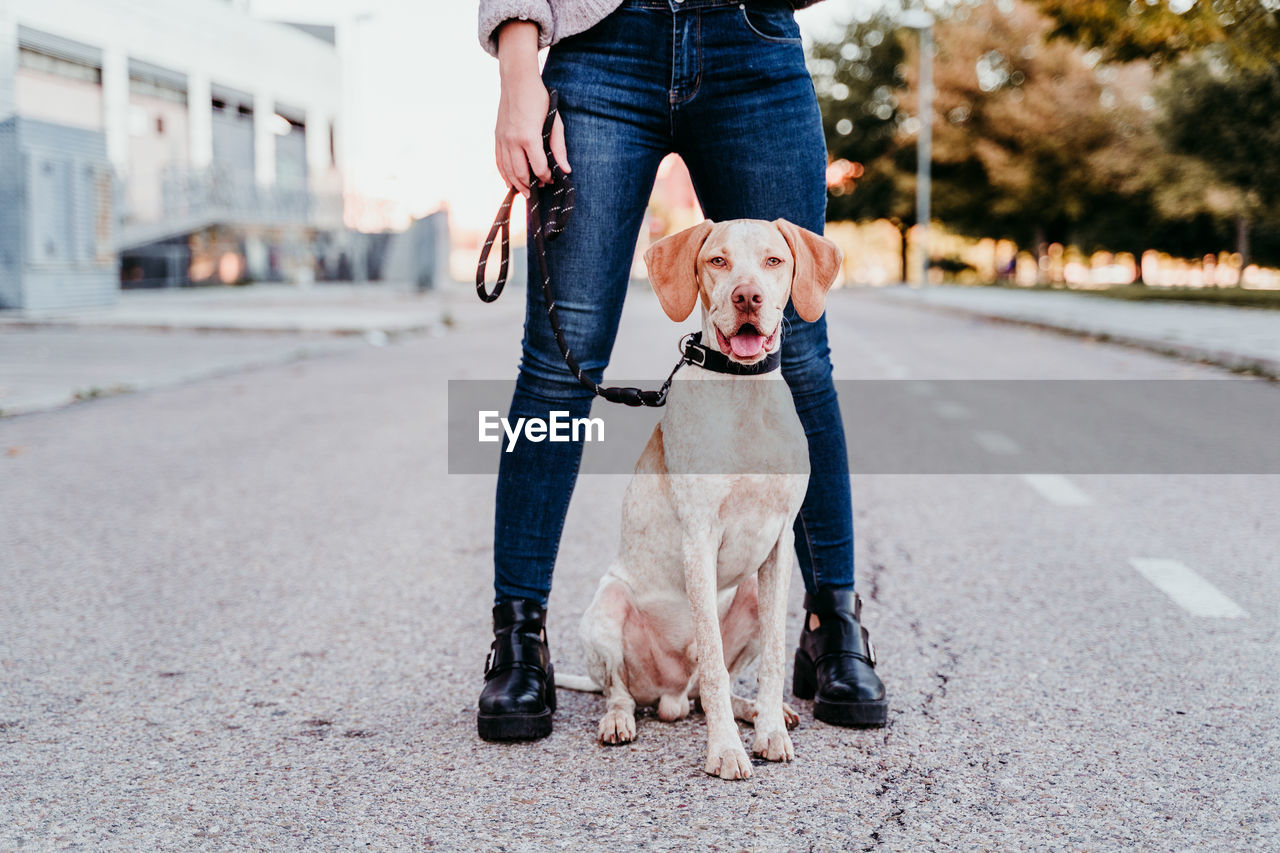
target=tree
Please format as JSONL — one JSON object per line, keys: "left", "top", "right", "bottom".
{"left": 809, "top": 14, "right": 917, "bottom": 276}
{"left": 1032, "top": 0, "right": 1280, "bottom": 68}
{"left": 1157, "top": 57, "right": 1280, "bottom": 266}
{"left": 914, "top": 1, "right": 1167, "bottom": 258}
{"left": 1032, "top": 0, "right": 1280, "bottom": 266}
{"left": 814, "top": 0, "right": 1277, "bottom": 275}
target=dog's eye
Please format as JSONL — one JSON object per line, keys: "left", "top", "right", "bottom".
{"left": 708, "top": 257, "right": 727, "bottom": 267}
{"left": 765, "top": 257, "right": 783, "bottom": 267}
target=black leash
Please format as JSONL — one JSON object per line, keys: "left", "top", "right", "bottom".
{"left": 476, "top": 90, "right": 778, "bottom": 407}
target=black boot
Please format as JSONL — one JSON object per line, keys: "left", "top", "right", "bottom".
{"left": 477, "top": 599, "right": 556, "bottom": 742}
{"left": 792, "top": 589, "right": 888, "bottom": 727}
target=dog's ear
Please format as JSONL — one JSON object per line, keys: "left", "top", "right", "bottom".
{"left": 644, "top": 220, "right": 714, "bottom": 322}
{"left": 773, "top": 219, "right": 842, "bottom": 322}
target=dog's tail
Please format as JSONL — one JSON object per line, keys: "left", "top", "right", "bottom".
{"left": 554, "top": 672, "right": 603, "bottom": 693}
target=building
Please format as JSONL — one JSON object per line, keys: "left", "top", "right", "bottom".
{"left": 0, "top": 0, "right": 347, "bottom": 310}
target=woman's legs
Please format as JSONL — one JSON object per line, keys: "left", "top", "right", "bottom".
{"left": 675, "top": 6, "right": 854, "bottom": 597}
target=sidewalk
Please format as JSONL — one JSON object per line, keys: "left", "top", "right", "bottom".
{"left": 877, "top": 285, "right": 1280, "bottom": 377}
{"left": 0, "top": 283, "right": 451, "bottom": 417}
{"left": 0, "top": 282, "right": 445, "bottom": 335}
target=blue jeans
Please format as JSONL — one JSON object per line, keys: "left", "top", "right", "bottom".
{"left": 494, "top": 0, "right": 855, "bottom": 604}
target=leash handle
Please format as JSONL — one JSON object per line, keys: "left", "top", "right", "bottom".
{"left": 476, "top": 90, "right": 690, "bottom": 408}
{"left": 475, "top": 188, "right": 514, "bottom": 303}
{"left": 476, "top": 91, "right": 573, "bottom": 303}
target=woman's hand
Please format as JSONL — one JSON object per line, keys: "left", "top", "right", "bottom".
{"left": 495, "top": 21, "right": 570, "bottom": 198}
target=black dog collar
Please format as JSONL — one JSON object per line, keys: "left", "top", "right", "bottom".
{"left": 680, "top": 331, "right": 782, "bottom": 376}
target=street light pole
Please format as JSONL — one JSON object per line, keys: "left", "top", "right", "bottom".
{"left": 901, "top": 9, "right": 934, "bottom": 287}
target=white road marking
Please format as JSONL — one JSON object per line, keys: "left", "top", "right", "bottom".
{"left": 973, "top": 430, "right": 1021, "bottom": 455}
{"left": 934, "top": 401, "right": 971, "bottom": 420}
{"left": 861, "top": 347, "right": 910, "bottom": 379}
{"left": 1128, "top": 558, "right": 1247, "bottom": 618}
{"left": 1021, "top": 474, "right": 1092, "bottom": 506}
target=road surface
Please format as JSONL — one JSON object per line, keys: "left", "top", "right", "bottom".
{"left": 2, "top": 287, "right": 1276, "bottom": 851}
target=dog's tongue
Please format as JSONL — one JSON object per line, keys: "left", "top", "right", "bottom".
{"left": 729, "top": 333, "right": 765, "bottom": 359}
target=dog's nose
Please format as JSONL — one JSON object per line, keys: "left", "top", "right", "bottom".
{"left": 731, "top": 283, "right": 764, "bottom": 313}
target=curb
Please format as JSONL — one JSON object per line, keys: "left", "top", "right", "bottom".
{"left": 0, "top": 318, "right": 442, "bottom": 337}
{"left": 872, "top": 290, "right": 1280, "bottom": 380}
{"left": 0, "top": 340, "right": 364, "bottom": 419}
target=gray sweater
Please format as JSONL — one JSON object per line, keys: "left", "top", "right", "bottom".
{"left": 478, "top": 0, "right": 822, "bottom": 57}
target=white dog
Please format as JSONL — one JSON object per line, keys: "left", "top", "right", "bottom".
{"left": 560, "top": 218, "right": 841, "bottom": 780}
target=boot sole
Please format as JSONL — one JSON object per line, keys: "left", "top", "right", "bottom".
{"left": 477, "top": 709, "right": 553, "bottom": 742}
{"left": 793, "top": 649, "right": 889, "bottom": 728}
{"left": 812, "top": 696, "right": 888, "bottom": 727}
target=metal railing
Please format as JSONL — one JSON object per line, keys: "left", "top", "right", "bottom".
{"left": 116, "top": 164, "right": 344, "bottom": 250}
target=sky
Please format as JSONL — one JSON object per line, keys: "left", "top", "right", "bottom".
{"left": 251, "top": 0, "right": 876, "bottom": 234}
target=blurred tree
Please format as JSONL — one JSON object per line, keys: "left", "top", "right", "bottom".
{"left": 814, "top": 1, "right": 1185, "bottom": 278}
{"left": 814, "top": 0, "right": 1280, "bottom": 276}
{"left": 1031, "top": 0, "right": 1280, "bottom": 68}
{"left": 1030, "top": 0, "right": 1280, "bottom": 265}
{"left": 1157, "top": 57, "right": 1280, "bottom": 267}
{"left": 809, "top": 15, "right": 916, "bottom": 277}
{"left": 911, "top": 1, "right": 1165, "bottom": 269}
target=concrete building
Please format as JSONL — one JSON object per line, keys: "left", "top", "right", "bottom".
{"left": 0, "top": 0, "right": 348, "bottom": 310}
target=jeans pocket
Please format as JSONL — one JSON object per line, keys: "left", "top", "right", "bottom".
{"left": 738, "top": 3, "right": 803, "bottom": 44}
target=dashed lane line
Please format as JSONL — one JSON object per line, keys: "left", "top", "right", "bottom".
{"left": 1021, "top": 474, "right": 1092, "bottom": 506}
{"left": 934, "top": 400, "right": 971, "bottom": 420}
{"left": 1128, "top": 558, "right": 1248, "bottom": 618}
{"left": 973, "top": 430, "right": 1021, "bottom": 455}
{"left": 859, "top": 345, "right": 910, "bottom": 379}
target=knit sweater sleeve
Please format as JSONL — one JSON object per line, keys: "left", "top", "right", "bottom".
{"left": 478, "top": 0, "right": 556, "bottom": 57}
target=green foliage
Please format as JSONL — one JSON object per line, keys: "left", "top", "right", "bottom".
{"left": 808, "top": 16, "right": 913, "bottom": 225}
{"left": 1158, "top": 57, "right": 1280, "bottom": 212}
{"left": 813, "top": 0, "right": 1280, "bottom": 266}
{"left": 1030, "top": 0, "right": 1280, "bottom": 262}
{"left": 1032, "top": 0, "right": 1280, "bottom": 68}
{"left": 814, "top": 2, "right": 1172, "bottom": 250}
{"left": 912, "top": 1, "right": 1154, "bottom": 249}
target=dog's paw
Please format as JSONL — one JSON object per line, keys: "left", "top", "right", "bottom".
{"left": 731, "top": 698, "right": 799, "bottom": 728}
{"left": 597, "top": 709, "right": 636, "bottom": 745}
{"left": 704, "top": 740, "right": 753, "bottom": 780}
{"left": 752, "top": 727, "right": 795, "bottom": 763}
{"left": 729, "top": 694, "right": 757, "bottom": 724}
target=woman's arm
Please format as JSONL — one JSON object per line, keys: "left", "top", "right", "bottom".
{"left": 494, "top": 21, "right": 570, "bottom": 198}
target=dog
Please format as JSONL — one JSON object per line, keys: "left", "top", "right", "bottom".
{"left": 558, "top": 218, "right": 841, "bottom": 779}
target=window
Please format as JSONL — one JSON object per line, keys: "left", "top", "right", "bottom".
{"left": 129, "top": 74, "right": 187, "bottom": 105}
{"left": 18, "top": 46, "right": 101, "bottom": 84}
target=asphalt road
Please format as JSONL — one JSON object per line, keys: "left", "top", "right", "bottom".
{"left": 2, "top": 287, "right": 1276, "bottom": 851}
